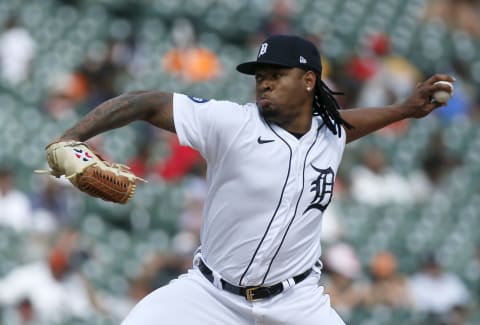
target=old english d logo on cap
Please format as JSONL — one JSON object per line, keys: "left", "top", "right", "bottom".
{"left": 236, "top": 35, "right": 322, "bottom": 75}
{"left": 258, "top": 43, "right": 268, "bottom": 57}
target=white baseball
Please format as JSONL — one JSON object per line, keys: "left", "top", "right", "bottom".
{"left": 432, "top": 81, "right": 454, "bottom": 103}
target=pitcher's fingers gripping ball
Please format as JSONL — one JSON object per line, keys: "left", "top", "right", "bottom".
{"left": 35, "top": 141, "right": 146, "bottom": 204}
{"left": 432, "top": 80, "right": 454, "bottom": 104}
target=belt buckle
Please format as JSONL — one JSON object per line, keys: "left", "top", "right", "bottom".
{"left": 245, "top": 286, "right": 261, "bottom": 302}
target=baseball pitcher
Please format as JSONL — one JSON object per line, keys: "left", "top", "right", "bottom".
{"left": 40, "top": 35, "right": 454, "bottom": 324}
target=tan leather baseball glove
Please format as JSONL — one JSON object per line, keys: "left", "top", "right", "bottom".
{"left": 35, "top": 140, "right": 146, "bottom": 204}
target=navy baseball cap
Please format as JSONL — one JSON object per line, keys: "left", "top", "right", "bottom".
{"left": 236, "top": 35, "right": 322, "bottom": 75}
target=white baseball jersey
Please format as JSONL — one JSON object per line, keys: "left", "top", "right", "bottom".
{"left": 173, "top": 93, "right": 346, "bottom": 287}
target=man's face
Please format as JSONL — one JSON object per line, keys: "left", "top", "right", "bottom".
{"left": 254, "top": 65, "right": 312, "bottom": 125}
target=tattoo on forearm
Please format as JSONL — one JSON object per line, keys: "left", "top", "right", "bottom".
{"left": 61, "top": 92, "right": 166, "bottom": 141}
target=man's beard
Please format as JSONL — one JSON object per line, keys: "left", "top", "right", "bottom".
{"left": 258, "top": 102, "right": 278, "bottom": 121}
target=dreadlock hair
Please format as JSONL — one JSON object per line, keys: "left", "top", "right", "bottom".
{"left": 312, "top": 73, "right": 353, "bottom": 136}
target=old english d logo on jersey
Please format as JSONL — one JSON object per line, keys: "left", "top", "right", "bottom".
{"left": 304, "top": 165, "right": 334, "bottom": 213}
{"left": 73, "top": 148, "right": 93, "bottom": 162}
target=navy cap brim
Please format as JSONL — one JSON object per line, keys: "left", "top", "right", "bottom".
{"left": 236, "top": 61, "right": 293, "bottom": 75}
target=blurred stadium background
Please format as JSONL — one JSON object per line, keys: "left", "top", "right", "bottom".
{"left": 0, "top": 0, "right": 479, "bottom": 324}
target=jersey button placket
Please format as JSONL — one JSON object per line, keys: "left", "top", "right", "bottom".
{"left": 245, "top": 141, "right": 298, "bottom": 284}
{"left": 268, "top": 141, "right": 313, "bottom": 281}
{"left": 259, "top": 143, "right": 307, "bottom": 283}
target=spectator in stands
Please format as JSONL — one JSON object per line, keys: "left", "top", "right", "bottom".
{"left": 354, "top": 33, "right": 422, "bottom": 137}
{"left": 41, "top": 90, "right": 78, "bottom": 122}
{"left": 127, "top": 133, "right": 205, "bottom": 183}
{"left": 81, "top": 39, "right": 129, "bottom": 108}
{"left": 365, "top": 251, "right": 412, "bottom": 309}
{"left": 249, "top": 0, "right": 298, "bottom": 45}
{"left": 137, "top": 232, "right": 199, "bottom": 290}
{"left": 349, "top": 147, "right": 415, "bottom": 206}
{"left": 41, "top": 68, "right": 89, "bottom": 121}
{"left": 354, "top": 33, "right": 422, "bottom": 105}
{"left": 97, "top": 276, "right": 155, "bottom": 323}
{"left": 0, "top": 230, "right": 98, "bottom": 323}
{"left": 420, "top": 130, "right": 462, "bottom": 189}
{"left": 321, "top": 243, "right": 369, "bottom": 319}
{"left": 423, "top": 0, "right": 480, "bottom": 38}
{"left": 0, "top": 16, "right": 36, "bottom": 85}
{"left": 128, "top": 142, "right": 155, "bottom": 179}
{"left": 0, "top": 167, "right": 32, "bottom": 232}
{"left": 162, "top": 18, "right": 221, "bottom": 83}
{"left": 30, "top": 177, "right": 82, "bottom": 232}
{"left": 0, "top": 297, "right": 39, "bottom": 325}
{"left": 157, "top": 135, "right": 205, "bottom": 182}
{"left": 408, "top": 253, "right": 470, "bottom": 316}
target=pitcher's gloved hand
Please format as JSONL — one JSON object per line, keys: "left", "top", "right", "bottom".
{"left": 35, "top": 140, "right": 146, "bottom": 204}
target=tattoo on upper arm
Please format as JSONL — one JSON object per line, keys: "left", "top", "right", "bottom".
{"left": 136, "top": 92, "right": 175, "bottom": 131}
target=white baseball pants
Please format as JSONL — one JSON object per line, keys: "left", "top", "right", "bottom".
{"left": 121, "top": 265, "right": 345, "bottom": 325}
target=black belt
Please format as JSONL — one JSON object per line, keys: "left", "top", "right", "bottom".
{"left": 198, "top": 259, "right": 312, "bottom": 302}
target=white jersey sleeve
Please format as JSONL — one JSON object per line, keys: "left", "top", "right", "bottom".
{"left": 172, "top": 93, "right": 251, "bottom": 162}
